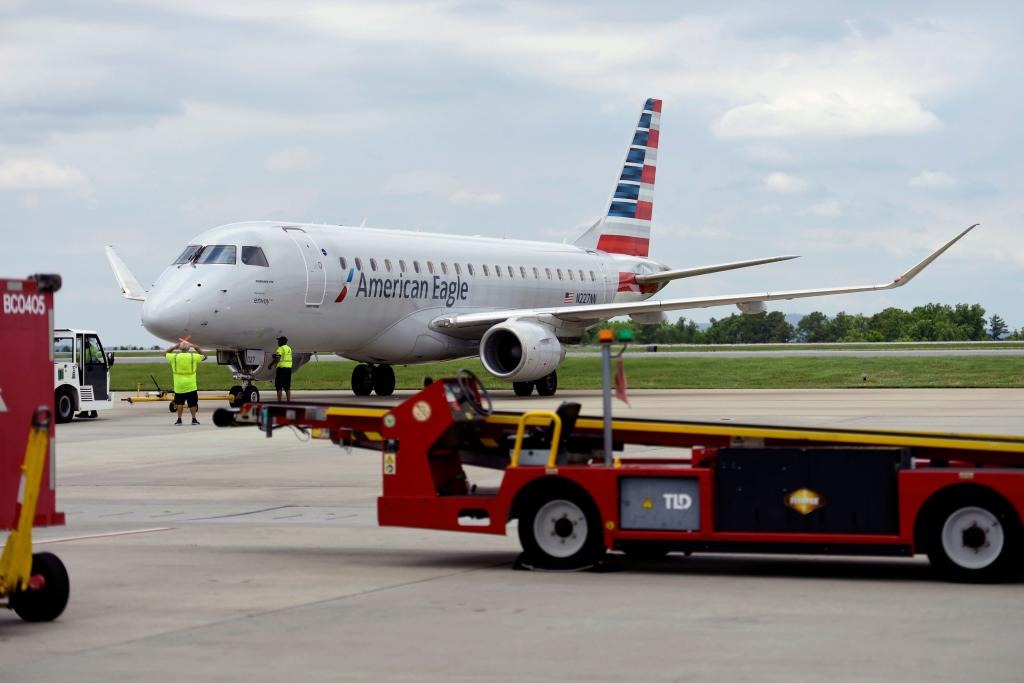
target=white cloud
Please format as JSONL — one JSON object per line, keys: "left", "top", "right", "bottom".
{"left": 763, "top": 172, "right": 809, "bottom": 194}
{"left": 0, "top": 158, "right": 86, "bottom": 189}
{"left": 910, "top": 170, "right": 957, "bottom": 188}
{"left": 715, "top": 91, "right": 940, "bottom": 138}
{"left": 265, "top": 147, "right": 318, "bottom": 174}
{"left": 803, "top": 199, "right": 842, "bottom": 217}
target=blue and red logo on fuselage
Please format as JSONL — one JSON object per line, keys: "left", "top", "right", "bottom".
{"left": 335, "top": 268, "right": 355, "bottom": 302}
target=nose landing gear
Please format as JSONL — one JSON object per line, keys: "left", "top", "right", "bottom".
{"left": 351, "top": 364, "right": 395, "bottom": 397}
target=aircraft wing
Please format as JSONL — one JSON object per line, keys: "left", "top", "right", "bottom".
{"left": 104, "top": 246, "right": 147, "bottom": 301}
{"left": 431, "top": 224, "right": 977, "bottom": 331}
{"left": 633, "top": 254, "right": 798, "bottom": 285}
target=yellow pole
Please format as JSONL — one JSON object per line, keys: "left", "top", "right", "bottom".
{"left": 0, "top": 407, "right": 51, "bottom": 595}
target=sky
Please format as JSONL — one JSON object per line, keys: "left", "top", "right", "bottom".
{"left": 1, "top": 1, "right": 1021, "bottom": 346}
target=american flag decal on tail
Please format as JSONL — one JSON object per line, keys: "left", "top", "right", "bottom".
{"left": 572, "top": 98, "right": 661, "bottom": 258}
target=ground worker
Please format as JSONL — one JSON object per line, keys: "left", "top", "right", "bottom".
{"left": 269, "top": 335, "right": 293, "bottom": 401}
{"left": 166, "top": 341, "right": 207, "bottom": 425}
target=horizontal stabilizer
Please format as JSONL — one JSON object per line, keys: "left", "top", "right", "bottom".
{"left": 634, "top": 255, "right": 799, "bottom": 285}
{"left": 105, "top": 246, "right": 146, "bottom": 301}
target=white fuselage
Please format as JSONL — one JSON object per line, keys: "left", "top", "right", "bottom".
{"left": 142, "top": 221, "right": 665, "bottom": 363}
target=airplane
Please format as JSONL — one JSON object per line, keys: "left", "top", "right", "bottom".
{"left": 107, "top": 98, "right": 977, "bottom": 402}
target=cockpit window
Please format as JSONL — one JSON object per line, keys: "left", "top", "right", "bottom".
{"left": 173, "top": 245, "right": 201, "bottom": 264}
{"left": 195, "top": 245, "right": 237, "bottom": 264}
{"left": 241, "top": 246, "right": 269, "bottom": 267}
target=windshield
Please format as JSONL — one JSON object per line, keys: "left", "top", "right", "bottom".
{"left": 173, "top": 245, "right": 201, "bottom": 264}
{"left": 241, "top": 246, "right": 269, "bottom": 267}
{"left": 195, "top": 245, "right": 237, "bottom": 264}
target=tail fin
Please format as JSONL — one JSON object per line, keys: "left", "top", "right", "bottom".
{"left": 574, "top": 98, "right": 661, "bottom": 257}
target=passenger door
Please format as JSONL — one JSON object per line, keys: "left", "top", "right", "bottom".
{"left": 283, "top": 227, "right": 327, "bottom": 306}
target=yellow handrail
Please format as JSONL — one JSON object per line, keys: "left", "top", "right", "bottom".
{"left": 0, "top": 406, "right": 51, "bottom": 595}
{"left": 510, "top": 410, "right": 563, "bottom": 469}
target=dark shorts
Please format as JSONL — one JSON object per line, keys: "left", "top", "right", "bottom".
{"left": 174, "top": 390, "right": 199, "bottom": 407}
{"left": 275, "top": 367, "right": 292, "bottom": 391}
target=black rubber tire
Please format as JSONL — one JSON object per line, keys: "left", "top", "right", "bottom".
{"left": 351, "top": 364, "right": 373, "bottom": 396}
{"left": 518, "top": 485, "right": 605, "bottom": 570}
{"left": 535, "top": 371, "right": 558, "bottom": 397}
{"left": 925, "top": 490, "right": 1022, "bottom": 583}
{"left": 10, "top": 552, "right": 70, "bottom": 622}
{"left": 512, "top": 381, "right": 534, "bottom": 397}
{"left": 228, "top": 384, "right": 244, "bottom": 401}
{"left": 243, "top": 386, "right": 260, "bottom": 404}
{"left": 373, "top": 365, "right": 396, "bottom": 396}
{"left": 54, "top": 388, "right": 75, "bottom": 424}
{"left": 168, "top": 400, "right": 176, "bottom": 413}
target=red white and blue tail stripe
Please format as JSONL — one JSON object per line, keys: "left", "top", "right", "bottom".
{"left": 574, "top": 98, "right": 660, "bottom": 257}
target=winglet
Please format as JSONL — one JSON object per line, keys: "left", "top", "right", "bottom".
{"left": 887, "top": 224, "right": 978, "bottom": 289}
{"left": 105, "top": 246, "right": 147, "bottom": 301}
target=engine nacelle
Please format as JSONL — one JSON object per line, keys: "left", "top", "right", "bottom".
{"left": 736, "top": 301, "right": 767, "bottom": 315}
{"left": 480, "top": 321, "right": 565, "bottom": 382}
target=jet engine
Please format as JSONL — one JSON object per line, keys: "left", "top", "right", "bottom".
{"left": 736, "top": 301, "right": 767, "bottom": 315}
{"left": 480, "top": 320, "right": 565, "bottom": 382}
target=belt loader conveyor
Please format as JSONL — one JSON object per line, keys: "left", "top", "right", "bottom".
{"left": 215, "top": 370, "right": 1024, "bottom": 583}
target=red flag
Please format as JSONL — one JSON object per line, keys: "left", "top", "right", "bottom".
{"left": 614, "top": 355, "right": 630, "bottom": 406}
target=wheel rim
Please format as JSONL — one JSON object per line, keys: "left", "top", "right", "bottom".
{"left": 941, "top": 506, "right": 1004, "bottom": 570}
{"left": 532, "top": 499, "right": 588, "bottom": 559}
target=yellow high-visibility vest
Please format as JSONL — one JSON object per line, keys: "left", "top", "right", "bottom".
{"left": 276, "top": 344, "right": 293, "bottom": 369}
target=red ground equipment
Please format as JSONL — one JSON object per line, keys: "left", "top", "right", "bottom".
{"left": 1, "top": 274, "right": 70, "bottom": 621}
{"left": 218, "top": 369, "right": 1024, "bottom": 583}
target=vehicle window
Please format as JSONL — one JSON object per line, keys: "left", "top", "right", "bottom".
{"left": 339, "top": 257, "right": 348, "bottom": 270}
{"left": 84, "top": 335, "right": 104, "bottom": 364}
{"left": 399, "top": 260, "right": 407, "bottom": 273}
{"left": 385, "top": 259, "right": 393, "bottom": 273}
{"left": 468, "top": 264, "right": 475, "bottom": 276}
{"left": 568, "top": 270, "right": 574, "bottom": 281}
{"left": 557, "top": 268, "right": 563, "bottom": 280}
{"left": 370, "top": 258, "right": 378, "bottom": 271}
{"left": 196, "top": 245, "right": 236, "bottom": 264}
{"left": 413, "top": 261, "right": 421, "bottom": 274}
{"left": 441, "top": 262, "right": 449, "bottom": 275}
{"left": 427, "top": 261, "right": 435, "bottom": 275}
{"left": 53, "top": 337, "right": 74, "bottom": 362}
{"left": 241, "top": 246, "right": 269, "bottom": 267}
{"left": 508, "top": 266, "right": 515, "bottom": 278}
{"left": 589, "top": 270, "right": 596, "bottom": 281}
{"left": 454, "top": 263, "right": 461, "bottom": 276}
{"left": 355, "top": 257, "right": 363, "bottom": 270}
{"left": 494, "top": 265, "right": 501, "bottom": 278}
{"left": 533, "top": 267, "right": 540, "bottom": 279}
{"left": 545, "top": 268, "right": 552, "bottom": 279}
{"left": 173, "top": 245, "right": 201, "bottom": 264}
{"left": 483, "top": 265, "right": 490, "bottom": 276}
{"left": 520, "top": 266, "right": 527, "bottom": 279}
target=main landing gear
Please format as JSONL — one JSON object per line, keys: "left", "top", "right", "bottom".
{"left": 351, "top": 363, "right": 396, "bottom": 397}
{"left": 512, "top": 370, "right": 558, "bottom": 398}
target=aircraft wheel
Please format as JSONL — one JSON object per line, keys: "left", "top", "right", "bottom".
{"left": 518, "top": 484, "right": 605, "bottom": 570}
{"left": 926, "top": 490, "right": 1022, "bottom": 583}
{"left": 373, "top": 365, "right": 396, "bottom": 396}
{"left": 512, "top": 381, "right": 534, "bottom": 397}
{"left": 351, "top": 364, "right": 373, "bottom": 396}
{"left": 10, "top": 552, "right": 70, "bottom": 622}
{"left": 229, "top": 385, "right": 244, "bottom": 399}
{"left": 242, "top": 385, "right": 260, "bottom": 404}
{"left": 535, "top": 371, "right": 558, "bottom": 397}
{"left": 54, "top": 388, "right": 75, "bottom": 423}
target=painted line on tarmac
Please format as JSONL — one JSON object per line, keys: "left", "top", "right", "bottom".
{"left": 35, "top": 527, "right": 176, "bottom": 544}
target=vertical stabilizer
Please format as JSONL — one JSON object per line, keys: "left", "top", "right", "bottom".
{"left": 573, "top": 98, "right": 661, "bottom": 257}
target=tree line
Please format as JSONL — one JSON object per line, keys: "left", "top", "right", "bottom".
{"left": 581, "top": 304, "right": 1017, "bottom": 345}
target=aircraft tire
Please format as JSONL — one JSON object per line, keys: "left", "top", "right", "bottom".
{"left": 243, "top": 385, "right": 259, "bottom": 404}
{"left": 351, "top": 364, "right": 373, "bottom": 396}
{"left": 54, "top": 388, "right": 75, "bottom": 424}
{"left": 535, "top": 371, "right": 558, "bottom": 397}
{"left": 512, "top": 381, "right": 534, "bottom": 397}
{"left": 373, "top": 365, "right": 396, "bottom": 396}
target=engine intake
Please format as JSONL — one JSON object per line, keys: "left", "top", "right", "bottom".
{"left": 480, "top": 321, "right": 565, "bottom": 382}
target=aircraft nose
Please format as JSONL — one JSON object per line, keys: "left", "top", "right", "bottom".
{"left": 142, "top": 293, "right": 193, "bottom": 342}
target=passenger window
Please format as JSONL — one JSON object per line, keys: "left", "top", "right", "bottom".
{"left": 468, "top": 264, "right": 476, "bottom": 276}
{"left": 441, "top": 262, "right": 449, "bottom": 275}
{"left": 340, "top": 257, "right": 347, "bottom": 270}
{"left": 520, "top": 266, "right": 527, "bottom": 279}
{"left": 494, "top": 265, "right": 501, "bottom": 278}
{"left": 355, "top": 258, "right": 363, "bottom": 270}
{"left": 196, "top": 245, "right": 236, "bottom": 264}
{"left": 413, "top": 261, "right": 421, "bottom": 274}
{"left": 483, "top": 265, "right": 490, "bottom": 276}
{"left": 399, "top": 260, "right": 407, "bottom": 273}
{"left": 557, "top": 268, "right": 563, "bottom": 280}
{"left": 579, "top": 269, "right": 585, "bottom": 281}
{"left": 385, "top": 259, "right": 393, "bottom": 273}
{"left": 241, "top": 246, "right": 270, "bottom": 267}
{"left": 589, "top": 271, "right": 596, "bottom": 281}
{"left": 533, "top": 267, "right": 540, "bottom": 279}
{"left": 545, "top": 268, "right": 552, "bottom": 280}
{"left": 427, "top": 261, "right": 435, "bottom": 275}
{"left": 370, "top": 258, "right": 378, "bottom": 271}
{"left": 508, "top": 266, "right": 515, "bottom": 278}
{"left": 173, "top": 245, "right": 201, "bottom": 264}
{"left": 454, "top": 263, "right": 462, "bottom": 276}
{"left": 568, "top": 270, "right": 574, "bottom": 281}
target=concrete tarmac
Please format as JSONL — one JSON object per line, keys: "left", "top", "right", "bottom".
{"left": 3, "top": 389, "right": 1024, "bottom": 681}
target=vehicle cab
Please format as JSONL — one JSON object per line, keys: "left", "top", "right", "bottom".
{"left": 53, "top": 328, "right": 114, "bottom": 423}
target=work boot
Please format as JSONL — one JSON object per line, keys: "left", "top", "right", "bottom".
{"left": 191, "top": 418, "right": 200, "bottom": 425}
{"left": 174, "top": 418, "right": 182, "bottom": 426}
